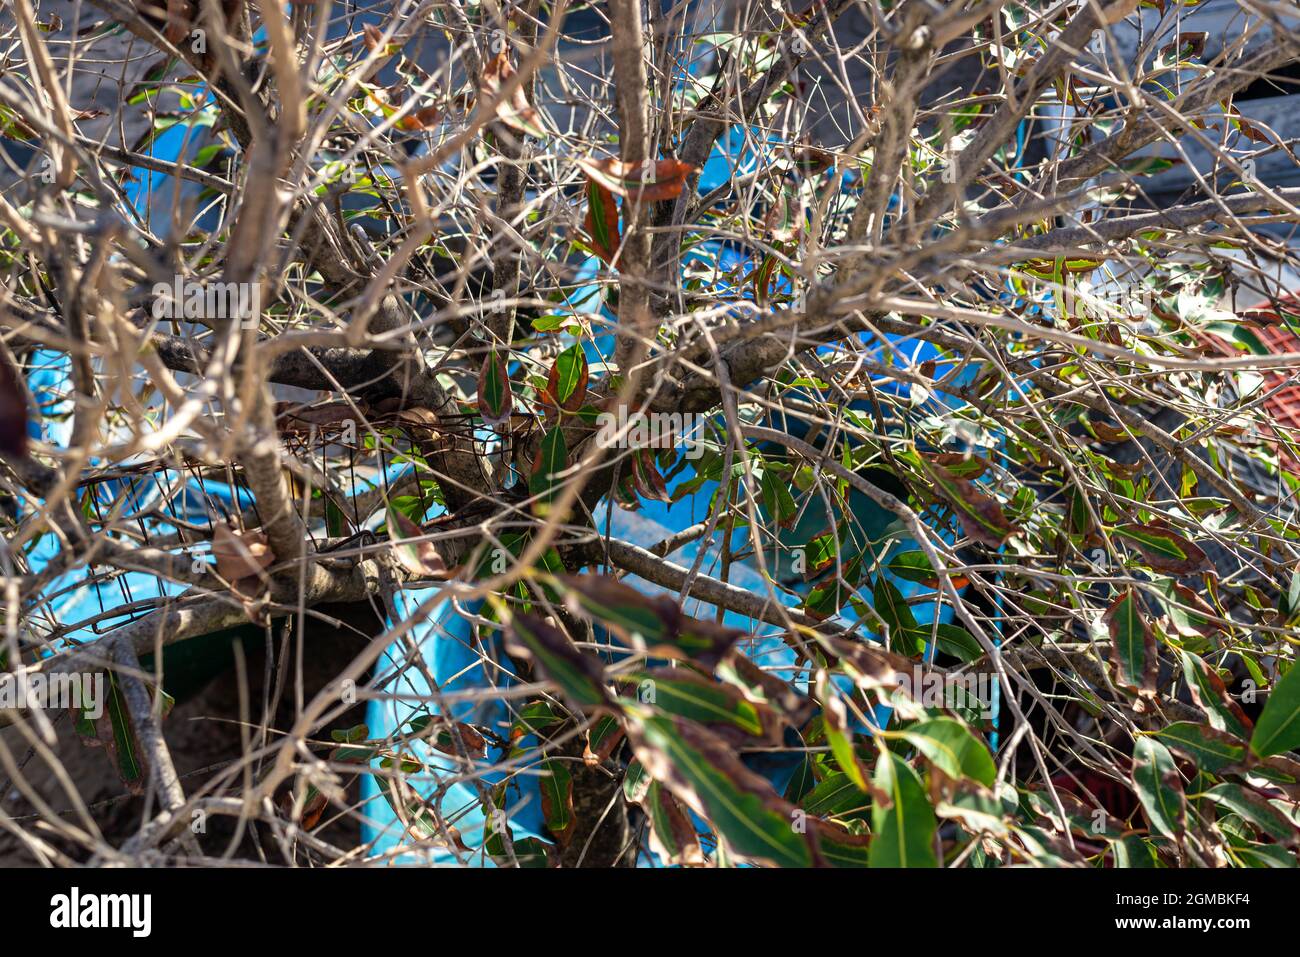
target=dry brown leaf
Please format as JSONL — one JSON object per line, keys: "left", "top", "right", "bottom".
{"left": 212, "top": 523, "right": 274, "bottom": 583}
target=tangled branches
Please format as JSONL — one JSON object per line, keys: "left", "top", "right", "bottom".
{"left": 2, "top": 0, "right": 1300, "bottom": 868}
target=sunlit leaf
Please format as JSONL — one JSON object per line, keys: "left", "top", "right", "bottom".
{"left": 1251, "top": 662, "right": 1300, "bottom": 758}
{"left": 869, "top": 749, "right": 937, "bottom": 868}
{"left": 1114, "top": 524, "right": 1211, "bottom": 575}
{"left": 919, "top": 459, "right": 1017, "bottom": 547}
{"left": 1132, "top": 736, "right": 1185, "bottom": 842}
{"left": 616, "top": 669, "right": 783, "bottom": 745}
{"left": 898, "top": 717, "right": 996, "bottom": 787}
{"left": 560, "top": 575, "right": 740, "bottom": 667}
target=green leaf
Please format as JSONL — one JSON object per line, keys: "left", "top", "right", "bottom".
{"left": 872, "top": 577, "right": 922, "bottom": 655}
{"left": 808, "top": 818, "right": 873, "bottom": 867}
{"left": 586, "top": 713, "right": 624, "bottom": 762}
{"left": 331, "top": 723, "right": 370, "bottom": 744}
{"left": 1122, "top": 155, "right": 1180, "bottom": 177}
{"left": 528, "top": 426, "right": 569, "bottom": 510}
{"left": 561, "top": 574, "right": 677, "bottom": 644}
{"left": 505, "top": 613, "right": 611, "bottom": 710}
{"left": 330, "top": 743, "right": 380, "bottom": 764}
{"left": 510, "top": 702, "right": 559, "bottom": 748}
{"left": 1179, "top": 650, "right": 1252, "bottom": 739}
{"left": 1132, "top": 736, "right": 1185, "bottom": 842}
{"left": 801, "top": 528, "right": 843, "bottom": 579}
{"left": 484, "top": 793, "right": 553, "bottom": 867}
{"left": 539, "top": 759, "right": 575, "bottom": 843}
{"left": 715, "top": 653, "right": 815, "bottom": 726}
{"left": 898, "top": 717, "right": 997, "bottom": 787}
{"left": 560, "top": 575, "right": 740, "bottom": 667}
{"left": 760, "top": 467, "right": 799, "bottom": 528}
{"left": 802, "top": 772, "right": 870, "bottom": 818}
{"left": 372, "top": 774, "right": 441, "bottom": 841}
{"left": 1024, "top": 788, "right": 1117, "bottom": 840}
{"left": 1112, "top": 834, "right": 1160, "bottom": 868}
{"left": 824, "top": 708, "right": 870, "bottom": 793}
{"left": 546, "top": 343, "right": 588, "bottom": 412}
{"left": 1156, "top": 580, "right": 1218, "bottom": 637}
{"left": 801, "top": 555, "right": 864, "bottom": 620}
{"left": 616, "top": 669, "right": 780, "bottom": 745}
{"left": 1255, "top": 752, "right": 1300, "bottom": 788}
{"left": 1113, "top": 524, "right": 1211, "bottom": 575}
{"left": 783, "top": 755, "right": 817, "bottom": 803}
{"left": 1067, "top": 486, "right": 1093, "bottom": 537}
{"left": 869, "top": 749, "right": 938, "bottom": 868}
{"left": 583, "top": 177, "right": 620, "bottom": 265}
{"left": 622, "top": 707, "right": 814, "bottom": 867}
{"left": 502, "top": 836, "right": 553, "bottom": 867}
{"left": 1151, "top": 723, "right": 1248, "bottom": 774}
{"left": 1105, "top": 588, "right": 1156, "bottom": 693}
{"left": 1202, "top": 783, "right": 1298, "bottom": 845}
{"left": 105, "top": 673, "right": 143, "bottom": 789}
{"left": 76, "top": 673, "right": 146, "bottom": 792}
{"left": 531, "top": 313, "right": 578, "bottom": 333}
{"left": 1235, "top": 842, "right": 1298, "bottom": 868}
{"left": 622, "top": 758, "right": 651, "bottom": 803}
{"left": 1251, "top": 662, "right": 1300, "bottom": 758}
{"left": 885, "top": 550, "right": 939, "bottom": 585}
{"left": 477, "top": 347, "right": 512, "bottom": 426}
{"left": 752, "top": 252, "right": 782, "bottom": 305}
{"left": 919, "top": 459, "right": 1016, "bottom": 548}
{"left": 1203, "top": 320, "right": 1270, "bottom": 355}
{"left": 931, "top": 623, "right": 984, "bottom": 663}
{"left": 936, "top": 787, "right": 1011, "bottom": 837}
{"left": 1282, "top": 565, "right": 1300, "bottom": 619}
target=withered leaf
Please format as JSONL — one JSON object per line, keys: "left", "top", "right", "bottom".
{"left": 575, "top": 156, "right": 698, "bottom": 202}
{"left": 481, "top": 49, "right": 544, "bottom": 137}
{"left": 211, "top": 523, "right": 274, "bottom": 583}
{"left": 386, "top": 504, "right": 449, "bottom": 578}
